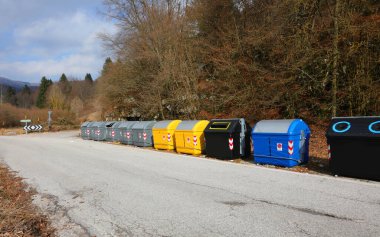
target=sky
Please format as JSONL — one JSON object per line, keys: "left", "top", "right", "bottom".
{"left": 0, "top": 0, "right": 116, "bottom": 83}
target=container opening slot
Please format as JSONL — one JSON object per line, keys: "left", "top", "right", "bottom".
{"left": 372, "top": 124, "right": 380, "bottom": 131}
{"left": 337, "top": 123, "right": 348, "bottom": 130}
{"left": 369, "top": 121, "right": 380, "bottom": 133}
{"left": 332, "top": 121, "right": 351, "bottom": 133}
{"left": 210, "top": 122, "right": 230, "bottom": 130}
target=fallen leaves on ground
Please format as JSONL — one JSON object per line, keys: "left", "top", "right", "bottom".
{"left": 0, "top": 165, "right": 55, "bottom": 237}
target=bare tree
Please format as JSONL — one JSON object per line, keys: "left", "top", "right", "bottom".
{"left": 48, "top": 84, "right": 66, "bottom": 110}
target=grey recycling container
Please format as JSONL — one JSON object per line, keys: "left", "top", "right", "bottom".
{"left": 119, "top": 121, "right": 138, "bottom": 145}
{"left": 132, "top": 121, "right": 157, "bottom": 147}
{"left": 86, "top": 122, "right": 96, "bottom": 139}
{"left": 326, "top": 116, "right": 380, "bottom": 181}
{"left": 90, "top": 122, "right": 101, "bottom": 141}
{"left": 106, "top": 121, "right": 122, "bottom": 142}
{"left": 91, "top": 122, "right": 108, "bottom": 141}
{"left": 252, "top": 119, "right": 310, "bottom": 167}
{"left": 80, "top": 121, "right": 91, "bottom": 139}
{"left": 89, "top": 122, "right": 103, "bottom": 140}
{"left": 97, "top": 121, "right": 115, "bottom": 141}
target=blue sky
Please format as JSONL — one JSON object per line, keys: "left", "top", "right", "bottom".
{"left": 0, "top": 0, "right": 116, "bottom": 83}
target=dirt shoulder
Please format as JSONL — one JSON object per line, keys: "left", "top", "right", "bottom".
{"left": 0, "top": 125, "right": 79, "bottom": 136}
{"left": 0, "top": 128, "right": 25, "bottom": 136}
{"left": 0, "top": 164, "right": 55, "bottom": 236}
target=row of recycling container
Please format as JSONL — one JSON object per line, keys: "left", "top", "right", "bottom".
{"left": 81, "top": 117, "right": 380, "bottom": 181}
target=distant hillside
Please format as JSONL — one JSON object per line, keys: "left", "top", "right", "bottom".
{"left": 0, "top": 76, "right": 39, "bottom": 91}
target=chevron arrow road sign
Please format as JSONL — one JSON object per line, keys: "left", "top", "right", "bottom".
{"left": 24, "top": 125, "right": 43, "bottom": 131}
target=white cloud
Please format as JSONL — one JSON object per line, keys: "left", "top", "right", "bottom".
{"left": 15, "top": 11, "right": 87, "bottom": 47}
{"left": 0, "top": 5, "right": 117, "bottom": 82}
{"left": 0, "top": 0, "right": 100, "bottom": 30}
{"left": 0, "top": 53, "right": 102, "bottom": 82}
{"left": 12, "top": 10, "right": 116, "bottom": 58}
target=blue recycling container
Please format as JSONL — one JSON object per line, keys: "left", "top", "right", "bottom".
{"left": 252, "top": 119, "right": 311, "bottom": 167}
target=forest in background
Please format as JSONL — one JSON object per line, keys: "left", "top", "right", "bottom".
{"left": 97, "top": 0, "right": 380, "bottom": 124}
{"left": 0, "top": 74, "right": 95, "bottom": 127}
{"left": 1, "top": 0, "right": 380, "bottom": 128}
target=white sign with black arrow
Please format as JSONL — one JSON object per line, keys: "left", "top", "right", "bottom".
{"left": 24, "top": 125, "right": 43, "bottom": 131}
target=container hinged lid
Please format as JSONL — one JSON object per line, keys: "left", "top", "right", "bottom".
{"left": 253, "top": 119, "right": 296, "bottom": 134}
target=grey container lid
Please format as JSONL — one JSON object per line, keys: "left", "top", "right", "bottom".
{"left": 90, "top": 122, "right": 103, "bottom": 127}
{"left": 153, "top": 120, "right": 176, "bottom": 129}
{"left": 176, "top": 120, "right": 201, "bottom": 130}
{"left": 132, "top": 121, "right": 156, "bottom": 130}
{"left": 253, "top": 119, "right": 295, "bottom": 133}
{"left": 81, "top": 121, "right": 90, "bottom": 127}
{"left": 86, "top": 122, "right": 95, "bottom": 127}
{"left": 118, "top": 121, "right": 138, "bottom": 129}
{"left": 98, "top": 122, "right": 108, "bottom": 127}
{"left": 111, "top": 121, "right": 122, "bottom": 128}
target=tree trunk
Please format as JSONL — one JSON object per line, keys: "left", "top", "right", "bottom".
{"left": 332, "top": 0, "right": 341, "bottom": 117}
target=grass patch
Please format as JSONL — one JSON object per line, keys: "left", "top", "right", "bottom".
{"left": 0, "top": 165, "right": 55, "bottom": 236}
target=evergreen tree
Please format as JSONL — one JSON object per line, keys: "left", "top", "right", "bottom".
{"left": 20, "top": 85, "right": 32, "bottom": 108}
{"left": 36, "top": 76, "right": 53, "bottom": 108}
{"left": 5, "top": 86, "right": 17, "bottom": 106}
{"left": 101, "top": 57, "right": 112, "bottom": 76}
{"left": 21, "top": 84, "right": 31, "bottom": 95}
{"left": 58, "top": 73, "right": 71, "bottom": 95}
{"left": 59, "top": 73, "right": 68, "bottom": 83}
{"left": 84, "top": 73, "right": 93, "bottom": 83}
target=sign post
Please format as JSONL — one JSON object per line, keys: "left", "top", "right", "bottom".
{"left": 48, "top": 110, "right": 52, "bottom": 130}
{"left": 20, "top": 119, "right": 32, "bottom": 134}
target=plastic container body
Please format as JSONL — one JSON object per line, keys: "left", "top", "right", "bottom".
{"left": 153, "top": 120, "right": 182, "bottom": 150}
{"left": 132, "top": 121, "right": 157, "bottom": 147}
{"left": 89, "top": 122, "right": 106, "bottom": 140}
{"left": 119, "top": 121, "right": 138, "bottom": 145}
{"left": 204, "top": 118, "right": 251, "bottom": 160}
{"left": 80, "top": 121, "right": 91, "bottom": 140}
{"left": 106, "top": 122, "right": 122, "bottom": 142}
{"left": 252, "top": 119, "right": 310, "bottom": 168}
{"left": 175, "top": 120, "right": 209, "bottom": 155}
{"left": 326, "top": 116, "right": 380, "bottom": 181}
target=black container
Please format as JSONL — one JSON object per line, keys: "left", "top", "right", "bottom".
{"left": 326, "top": 116, "right": 380, "bottom": 181}
{"left": 204, "top": 118, "right": 251, "bottom": 160}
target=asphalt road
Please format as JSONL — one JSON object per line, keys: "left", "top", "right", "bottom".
{"left": 0, "top": 131, "right": 379, "bottom": 237}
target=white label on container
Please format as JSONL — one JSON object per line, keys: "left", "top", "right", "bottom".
{"left": 277, "top": 143, "right": 283, "bottom": 151}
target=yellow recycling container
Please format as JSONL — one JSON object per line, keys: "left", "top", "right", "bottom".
{"left": 175, "top": 120, "right": 209, "bottom": 155}
{"left": 153, "top": 120, "right": 182, "bottom": 150}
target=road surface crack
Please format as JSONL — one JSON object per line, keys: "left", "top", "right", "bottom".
{"left": 162, "top": 175, "right": 360, "bottom": 223}
{"left": 34, "top": 193, "right": 92, "bottom": 237}
{"left": 252, "top": 198, "right": 355, "bottom": 221}
{"left": 111, "top": 222, "right": 135, "bottom": 237}
{"left": 293, "top": 222, "right": 316, "bottom": 237}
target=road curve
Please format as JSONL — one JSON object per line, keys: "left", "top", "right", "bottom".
{"left": 0, "top": 131, "right": 379, "bottom": 237}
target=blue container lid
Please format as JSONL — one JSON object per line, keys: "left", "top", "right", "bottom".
{"left": 252, "top": 119, "right": 310, "bottom": 135}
